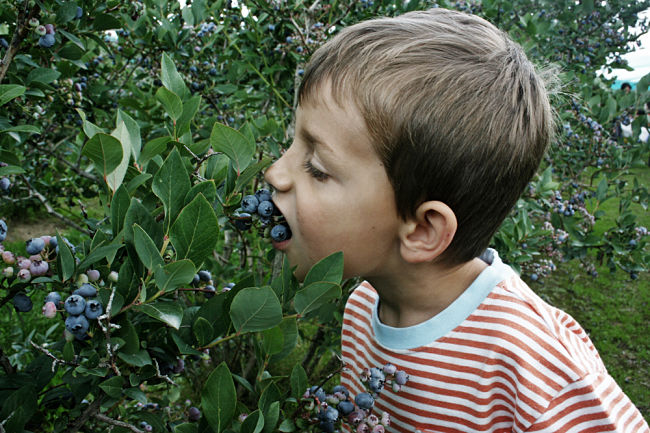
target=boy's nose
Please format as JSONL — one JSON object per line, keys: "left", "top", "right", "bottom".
{"left": 264, "top": 151, "right": 292, "bottom": 193}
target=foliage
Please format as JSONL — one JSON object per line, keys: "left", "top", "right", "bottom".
{"left": 0, "top": 0, "right": 649, "bottom": 431}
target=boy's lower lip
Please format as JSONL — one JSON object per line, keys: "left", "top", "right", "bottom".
{"left": 272, "top": 239, "right": 291, "bottom": 250}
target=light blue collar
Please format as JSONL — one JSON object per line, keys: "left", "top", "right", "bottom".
{"left": 372, "top": 249, "right": 515, "bottom": 350}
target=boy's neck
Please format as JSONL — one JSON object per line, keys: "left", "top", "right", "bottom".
{"left": 367, "top": 257, "right": 488, "bottom": 328}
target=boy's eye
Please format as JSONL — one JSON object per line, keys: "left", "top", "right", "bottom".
{"left": 303, "top": 159, "right": 329, "bottom": 181}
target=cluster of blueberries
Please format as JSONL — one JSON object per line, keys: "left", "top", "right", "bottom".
{"left": 60, "top": 283, "right": 104, "bottom": 340}
{"left": 190, "top": 269, "right": 234, "bottom": 298}
{"left": 31, "top": 5, "right": 82, "bottom": 48}
{"left": 303, "top": 363, "right": 409, "bottom": 432}
{"left": 234, "top": 189, "right": 291, "bottom": 243}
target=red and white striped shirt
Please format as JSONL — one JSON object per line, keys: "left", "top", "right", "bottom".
{"left": 340, "top": 250, "right": 649, "bottom": 432}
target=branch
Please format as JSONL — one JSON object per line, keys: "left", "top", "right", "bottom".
{"left": 66, "top": 397, "right": 103, "bottom": 433}
{"left": 0, "top": 346, "right": 14, "bottom": 375}
{"left": 0, "top": 3, "right": 41, "bottom": 84}
{"left": 20, "top": 175, "right": 93, "bottom": 236}
{"left": 30, "top": 341, "right": 79, "bottom": 371}
{"left": 93, "top": 413, "right": 144, "bottom": 433}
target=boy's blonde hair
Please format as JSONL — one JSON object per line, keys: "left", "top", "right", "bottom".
{"left": 299, "top": 7, "right": 556, "bottom": 264}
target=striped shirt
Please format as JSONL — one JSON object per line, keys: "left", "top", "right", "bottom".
{"left": 340, "top": 250, "right": 649, "bottom": 432}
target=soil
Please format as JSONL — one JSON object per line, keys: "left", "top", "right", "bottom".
{"left": 2, "top": 216, "right": 69, "bottom": 244}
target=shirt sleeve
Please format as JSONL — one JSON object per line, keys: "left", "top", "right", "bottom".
{"left": 525, "top": 372, "right": 649, "bottom": 433}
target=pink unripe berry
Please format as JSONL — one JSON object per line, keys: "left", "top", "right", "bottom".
{"left": 3, "top": 267, "right": 13, "bottom": 278}
{"left": 381, "top": 411, "right": 390, "bottom": 426}
{"left": 41, "top": 235, "right": 51, "bottom": 246}
{"left": 86, "top": 269, "right": 100, "bottom": 281}
{"left": 36, "top": 25, "right": 47, "bottom": 36}
{"left": 238, "top": 413, "right": 248, "bottom": 422}
{"left": 372, "top": 426, "right": 385, "bottom": 433}
{"left": 382, "top": 363, "right": 397, "bottom": 375}
{"left": 2, "top": 251, "right": 15, "bottom": 264}
{"left": 18, "top": 268, "right": 31, "bottom": 281}
{"left": 45, "top": 24, "right": 55, "bottom": 34}
{"left": 145, "top": 425, "right": 152, "bottom": 432}
{"left": 42, "top": 301, "right": 57, "bottom": 318}
{"left": 391, "top": 382, "right": 401, "bottom": 392}
{"left": 29, "top": 254, "right": 42, "bottom": 261}
{"left": 366, "top": 414, "right": 379, "bottom": 427}
{"left": 18, "top": 258, "right": 31, "bottom": 269}
{"left": 30, "top": 259, "right": 49, "bottom": 276}
{"left": 356, "top": 423, "right": 370, "bottom": 433}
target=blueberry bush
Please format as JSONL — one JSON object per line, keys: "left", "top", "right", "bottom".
{"left": 0, "top": 0, "right": 648, "bottom": 431}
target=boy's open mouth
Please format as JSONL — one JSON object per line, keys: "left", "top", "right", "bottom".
{"left": 270, "top": 201, "right": 292, "bottom": 246}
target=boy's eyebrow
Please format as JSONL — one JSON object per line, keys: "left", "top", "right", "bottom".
{"left": 298, "top": 126, "right": 332, "bottom": 153}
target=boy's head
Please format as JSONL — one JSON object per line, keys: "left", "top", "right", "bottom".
{"left": 296, "top": 8, "right": 556, "bottom": 265}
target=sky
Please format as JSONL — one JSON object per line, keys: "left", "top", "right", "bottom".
{"left": 600, "top": 8, "right": 650, "bottom": 84}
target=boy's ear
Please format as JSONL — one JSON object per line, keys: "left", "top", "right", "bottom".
{"left": 398, "top": 201, "right": 457, "bottom": 264}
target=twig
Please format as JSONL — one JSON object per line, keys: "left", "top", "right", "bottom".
{"left": 98, "top": 284, "right": 121, "bottom": 376}
{"left": 93, "top": 413, "right": 144, "bottom": 433}
{"left": 20, "top": 175, "right": 93, "bottom": 236}
{"left": 0, "top": 3, "right": 40, "bottom": 84}
{"left": 67, "top": 397, "right": 103, "bottom": 433}
{"left": 29, "top": 340, "right": 79, "bottom": 371}
{"left": 153, "top": 358, "right": 177, "bottom": 386}
{"left": 0, "top": 346, "right": 14, "bottom": 375}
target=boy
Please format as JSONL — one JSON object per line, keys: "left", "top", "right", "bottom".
{"left": 264, "top": 7, "right": 649, "bottom": 433}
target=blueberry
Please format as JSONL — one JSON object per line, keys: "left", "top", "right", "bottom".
{"left": 192, "top": 274, "right": 200, "bottom": 285}
{"left": 12, "top": 293, "right": 33, "bottom": 312}
{"left": 255, "top": 189, "right": 272, "bottom": 203}
{"left": 188, "top": 406, "right": 201, "bottom": 421}
{"left": 0, "top": 38, "right": 8, "bottom": 49}
{"left": 73, "top": 283, "right": 97, "bottom": 298}
{"left": 65, "top": 314, "right": 89, "bottom": 334}
{"left": 204, "top": 284, "right": 216, "bottom": 298}
{"left": 0, "top": 220, "right": 7, "bottom": 241}
{"left": 0, "top": 177, "right": 10, "bottom": 191}
{"left": 268, "top": 24, "right": 276, "bottom": 31}
{"left": 332, "top": 384, "right": 349, "bottom": 397}
{"left": 233, "top": 213, "right": 252, "bottom": 231}
{"left": 241, "top": 195, "right": 259, "bottom": 213}
{"left": 209, "top": 67, "right": 217, "bottom": 76}
{"left": 198, "top": 270, "right": 212, "bottom": 281}
{"left": 270, "top": 224, "right": 291, "bottom": 242}
{"left": 309, "top": 386, "right": 326, "bottom": 402}
{"left": 318, "top": 421, "right": 335, "bottom": 433}
{"left": 257, "top": 201, "right": 274, "bottom": 217}
{"left": 337, "top": 400, "right": 354, "bottom": 415}
{"left": 368, "top": 378, "right": 383, "bottom": 393}
{"left": 84, "top": 299, "right": 103, "bottom": 319}
{"left": 355, "top": 392, "right": 374, "bottom": 410}
{"left": 530, "top": 273, "right": 539, "bottom": 281}
{"left": 320, "top": 406, "right": 339, "bottom": 422}
{"left": 75, "top": 6, "right": 83, "bottom": 19}
{"left": 45, "top": 291, "right": 62, "bottom": 305}
{"left": 64, "top": 294, "right": 86, "bottom": 315}
{"left": 394, "top": 370, "right": 409, "bottom": 386}
{"left": 38, "top": 34, "right": 56, "bottom": 48}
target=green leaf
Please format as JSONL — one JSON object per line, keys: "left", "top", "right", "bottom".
{"left": 82, "top": 133, "right": 123, "bottom": 179}
{"left": 123, "top": 198, "right": 163, "bottom": 248}
{"left": 58, "top": 29, "right": 84, "bottom": 49}
{"left": 76, "top": 108, "right": 104, "bottom": 138}
{"left": 185, "top": 180, "right": 216, "bottom": 206}
{"left": 201, "top": 362, "right": 236, "bottom": 433}
{"left": 230, "top": 287, "right": 282, "bottom": 333}
{"left": 56, "top": 232, "right": 75, "bottom": 282}
{"left": 262, "top": 326, "right": 284, "bottom": 355}
{"left": 133, "top": 224, "right": 164, "bottom": 271}
{"left": 262, "top": 401, "right": 279, "bottom": 433}
{"left": 293, "top": 282, "right": 341, "bottom": 316}
{"left": 155, "top": 260, "right": 195, "bottom": 293}
{"left": 140, "top": 136, "right": 172, "bottom": 165}
{"left": 161, "top": 52, "right": 189, "bottom": 100}
{"left": 107, "top": 117, "right": 134, "bottom": 193}
{"left": 270, "top": 318, "right": 298, "bottom": 362}
{"left": 137, "top": 301, "right": 183, "bottom": 329}
{"left": 93, "top": 13, "right": 122, "bottom": 30}
{"left": 57, "top": 1, "right": 79, "bottom": 23}
{"left": 596, "top": 178, "right": 608, "bottom": 202}
{"left": 0, "top": 84, "right": 26, "bottom": 106}
{"left": 289, "top": 364, "right": 308, "bottom": 400}
{"left": 241, "top": 410, "right": 264, "bottom": 433}
{"left": 178, "top": 94, "right": 202, "bottom": 129}
{"left": 0, "top": 165, "right": 25, "bottom": 176}
{"left": 78, "top": 243, "right": 123, "bottom": 268}
{"left": 153, "top": 148, "right": 191, "bottom": 233}
{"left": 170, "top": 194, "right": 219, "bottom": 267}
{"left": 303, "top": 252, "right": 344, "bottom": 286}
{"left": 193, "top": 316, "right": 214, "bottom": 347}
{"left": 111, "top": 185, "right": 131, "bottom": 237}
{"left": 278, "top": 419, "right": 296, "bottom": 432}
{"left": 117, "top": 350, "right": 152, "bottom": 367}
{"left": 156, "top": 87, "right": 183, "bottom": 121}
{"left": 116, "top": 110, "right": 142, "bottom": 161}
{"left": 174, "top": 423, "right": 199, "bottom": 433}
{"left": 99, "top": 376, "right": 124, "bottom": 398}
{"left": 210, "top": 123, "right": 255, "bottom": 174}
{"left": 0, "top": 125, "right": 40, "bottom": 135}
{"left": 234, "top": 156, "right": 272, "bottom": 192}
{"left": 26, "top": 68, "right": 61, "bottom": 85}
{"left": 123, "top": 388, "right": 148, "bottom": 404}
